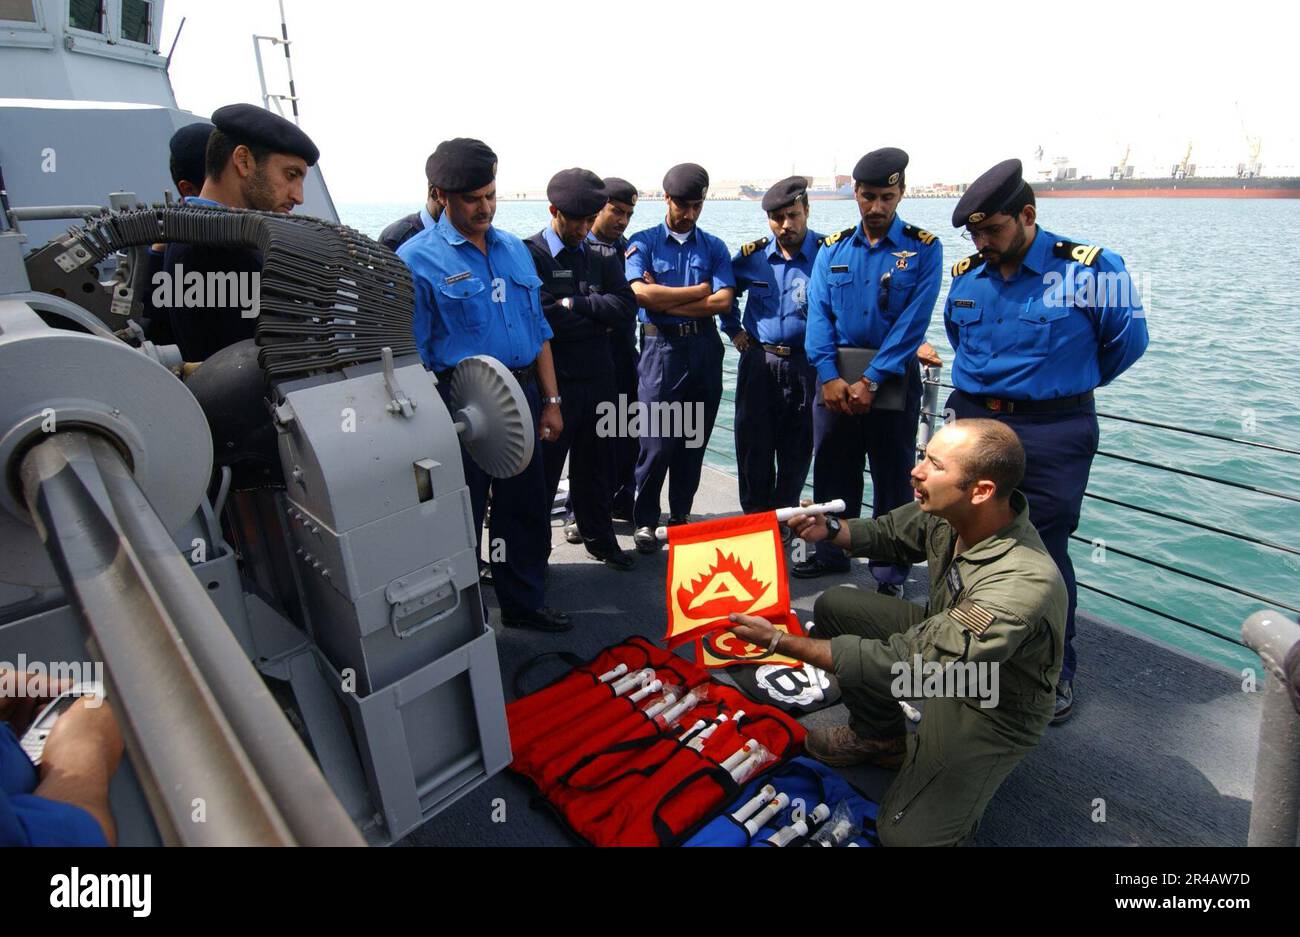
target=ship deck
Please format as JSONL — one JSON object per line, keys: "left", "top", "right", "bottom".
{"left": 402, "top": 466, "right": 1260, "bottom": 847}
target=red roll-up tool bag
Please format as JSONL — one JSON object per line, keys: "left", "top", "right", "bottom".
{"left": 506, "top": 636, "right": 805, "bottom": 846}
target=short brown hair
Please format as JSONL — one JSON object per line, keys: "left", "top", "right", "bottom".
{"left": 955, "top": 419, "right": 1025, "bottom": 499}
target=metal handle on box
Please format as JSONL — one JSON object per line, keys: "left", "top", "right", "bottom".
{"left": 386, "top": 566, "right": 461, "bottom": 639}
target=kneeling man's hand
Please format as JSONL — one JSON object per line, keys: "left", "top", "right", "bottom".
{"left": 727, "top": 612, "right": 777, "bottom": 648}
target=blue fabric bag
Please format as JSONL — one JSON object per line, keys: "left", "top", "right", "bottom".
{"left": 683, "top": 756, "right": 879, "bottom": 847}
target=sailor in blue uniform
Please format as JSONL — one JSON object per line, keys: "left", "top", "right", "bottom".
{"left": 944, "top": 158, "right": 1149, "bottom": 722}
{"left": 624, "top": 163, "right": 735, "bottom": 552}
{"left": 145, "top": 120, "right": 214, "bottom": 345}
{"left": 721, "top": 176, "right": 822, "bottom": 519}
{"left": 799, "top": 148, "right": 943, "bottom": 592}
{"left": 397, "top": 138, "right": 571, "bottom": 633}
{"left": 587, "top": 177, "right": 640, "bottom": 524}
{"left": 2, "top": 683, "right": 122, "bottom": 846}
{"left": 526, "top": 169, "right": 637, "bottom": 571}
{"left": 161, "top": 104, "right": 319, "bottom": 362}
{"left": 378, "top": 149, "right": 444, "bottom": 252}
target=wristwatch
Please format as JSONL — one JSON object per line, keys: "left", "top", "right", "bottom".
{"left": 542, "top": 396, "right": 562, "bottom": 406}
{"left": 865, "top": 379, "right": 880, "bottom": 392}
{"left": 825, "top": 516, "right": 842, "bottom": 539}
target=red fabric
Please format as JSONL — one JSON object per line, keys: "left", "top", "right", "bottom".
{"left": 508, "top": 638, "right": 805, "bottom": 846}
{"left": 663, "top": 512, "right": 790, "bottom": 649}
{"left": 508, "top": 679, "right": 611, "bottom": 754}
{"left": 694, "top": 610, "right": 809, "bottom": 670}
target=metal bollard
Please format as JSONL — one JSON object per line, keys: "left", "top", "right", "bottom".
{"left": 1242, "top": 610, "right": 1300, "bottom": 846}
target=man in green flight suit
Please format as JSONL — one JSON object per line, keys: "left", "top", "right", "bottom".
{"left": 727, "top": 418, "right": 1066, "bottom": 846}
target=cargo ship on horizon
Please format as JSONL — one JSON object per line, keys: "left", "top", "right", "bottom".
{"left": 1033, "top": 142, "right": 1300, "bottom": 198}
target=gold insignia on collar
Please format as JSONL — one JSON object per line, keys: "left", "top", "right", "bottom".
{"left": 968, "top": 212, "right": 986, "bottom": 224}
{"left": 949, "top": 599, "right": 996, "bottom": 637}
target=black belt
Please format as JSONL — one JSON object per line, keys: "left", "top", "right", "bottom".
{"left": 438, "top": 360, "right": 537, "bottom": 386}
{"left": 761, "top": 342, "right": 803, "bottom": 357}
{"left": 642, "top": 321, "right": 709, "bottom": 339}
{"left": 958, "top": 389, "right": 1094, "bottom": 415}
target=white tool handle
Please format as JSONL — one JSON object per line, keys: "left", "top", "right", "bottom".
{"left": 654, "top": 500, "right": 846, "bottom": 539}
{"left": 731, "top": 784, "right": 778, "bottom": 823}
{"left": 744, "top": 792, "right": 790, "bottom": 837}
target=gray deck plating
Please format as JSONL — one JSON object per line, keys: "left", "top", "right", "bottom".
{"left": 401, "top": 466, "right": 1259, "bottom": 847}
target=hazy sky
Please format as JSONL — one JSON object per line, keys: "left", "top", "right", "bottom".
{"left": 160, "top": 0, "right": 1300, "bottom": 202}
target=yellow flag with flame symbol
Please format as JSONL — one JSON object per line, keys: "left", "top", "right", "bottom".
{"left": 663, "top": 512, "right": 790, "bottom": 649}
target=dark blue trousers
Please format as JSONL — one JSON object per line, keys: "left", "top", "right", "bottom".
{"left": 734, "top": 346, "right": 815, "bottom": 514}
{"left": 812, "top": 365, "right": 922, "bottom": 586}
{"left": 610, "top": 335, "right": 640, "bottom": 517}
{"left": 441, "top": 378, "right": 550, "bottom": 616}
{"left": 633, "top": 331, "right": 724, "bottom": 528}
{"left": 542, "top": 372, "right": 619, "bottom": 552}
{"left": 946, "top": 390, "right": 1099, "bottom": 684}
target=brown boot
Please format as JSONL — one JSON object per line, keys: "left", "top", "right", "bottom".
{"left": 804, "top": 725, "right": 905, "bottom": 768}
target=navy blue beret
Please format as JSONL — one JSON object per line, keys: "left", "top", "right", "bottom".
{"left": 211, "top": 104, "right": 319, "bottom": 165}
{"left": 761, "top": 175, "right": 809, "bottom": 212}
{"left": 663, "top": 163, "right": 709, "bottom": 200}
{"left": 952, "top": 159, "right": 1026, "bottom": 227}
{"left": 427, "top": 138, "right": 498, "bottom": 193}
{"left": 547, "top": 168, "right": 607, "bottom": 216}
{"left": 169, "top": 121, "right": 214, "bottom": 187}
{"left": 853, "top": 147, "right": 908, "bottom": 187}
{"left": 602, "top": 177, "right": 638, "bottom": 205}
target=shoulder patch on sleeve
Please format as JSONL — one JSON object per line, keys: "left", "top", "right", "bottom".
{"left": 739, "top": 236, "right": 770, "bottom": 258}
{"left": 625, "top": 243, "right": 640, "bottom": 258}
{"left": 949, "top": 599, "right": 996, "bottom": 637}
{"left": 819, "top": 226, "right": 855, "bottom": 248}
{"left": 902, "top": 223, "right": 937, "bottom": 245}
{"left": 1052, "top": 239, "right": 1104, "bottom": 267}
{"left": 951, "top": 251, "right": 983, "bottom": 278}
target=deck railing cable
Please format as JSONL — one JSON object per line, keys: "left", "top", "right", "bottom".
{"left": 709, "top": 359, "right": 1296, "bottom": 654}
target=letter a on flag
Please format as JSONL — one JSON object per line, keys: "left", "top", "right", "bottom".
{"left": 663, "top": 512, "right": 791, "bottom": 649}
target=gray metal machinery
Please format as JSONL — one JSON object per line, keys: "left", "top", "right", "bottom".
{"left": 0, "top": 201, "right": 525, "bottom": 844}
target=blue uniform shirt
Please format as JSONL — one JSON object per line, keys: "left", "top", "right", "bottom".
{"left": 944, "top": 226, "right": 1148, "bottom": 399}
{"left": 721, "top": 230, "right": 823, "bottom": 346}
{"left": 398, "top": 212, "right": 553, "bottom": 373}
{"left": 805, "top": 214, "right": 943, "bottom": 385}
{"left": 623, "top": 222, "right": 735, "bottom": 328}
{"left": 1, "top": 724, "right": 107, "bottom": 846}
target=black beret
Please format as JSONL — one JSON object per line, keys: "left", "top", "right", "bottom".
{"left": 426, "top": 138, "right": 498, "bottom": 193}
{"left": 852, "top": 147, "right": 908, "bottom": 187}
{"left": 169, "top": 121, "right": 214, "bottom": 187}
{"left": 663, "top": 163, "right": 709, "bottom": 200}
{"left": 547, "top": 168, "right": 608, "bottom": 216}
{"left": 210, "top": 103, "right": 319, "bottom": 165}
{"left": 952, "top": 159, "right": 1026, "bottom": 227}
{"left": 602, "top": 177, "right": 638, "bottom": 205}
{"left": 761, "top": 175, "right": 808, "bottom": 212}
